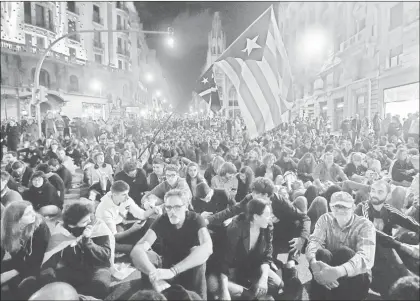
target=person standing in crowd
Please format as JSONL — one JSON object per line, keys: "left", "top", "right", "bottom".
{"left": 351, "top": 114, "right": 362, "bottom": 145}
{"left": 306, "top": 191, "right": 376, "bottom": 300}
{"left": 131, "top": 189, "right": 213, "bottom": 299}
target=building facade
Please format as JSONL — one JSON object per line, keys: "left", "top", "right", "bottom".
{"left": 278, "top": 2, "right": 419, "bottom": 130}
{"left": 1, "top": 1, "right": 164, "bottom": 121}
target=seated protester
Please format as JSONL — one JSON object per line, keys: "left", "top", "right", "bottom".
{"left": 148, "top": 158, "right": 166, "bottom": 190}
{"left": 306, "top": 191, "right": 376, "bottom": 301}
{"left": 355, "top": 180, "right": 419, "bottom": 297}
{"left": 56, "top": 147, "right": 76, "bottom": 175}
{"left": 3, "top": 151, "right": 18, "bottom": 174}
{"left": 341, "top": 140, "right": 353, "bottom": 157}
{"left": 205, "top": 177, "right": 320, "bottom": 293}
{"left": 343, "top": 152, "right": 367, "bottom": 182}
{"left": 23, "top": 142, "right": 43, "bottom": 168}
{"left": 313, "top": 152, "right": 349, "bottom": 193}
{"left": 36, "top": 163, "right": 65, "bottom": 205}
{"left": 297, "top": 152, "right": 316, "bottom": 183}
{"left": 1, "top": 201, "right": 50, "bottom": 300}
{"left": 392, "top": 147, "right": 416, "bottom": 186}
{"left": 204, "top": 156, "right": 225, "bottom": 187}
{"left": 244, "top": 150, "right": 261, "bottom": 174}
{"left": 236, "top": 166, "right": 255, "bottom": 203}
{"left": 224, "top": 146, "right": 242, "bottom": 171}
{"left": 48, "top": 158, "right": 73, "bottom": 193}
{"left": 294, "top": 138, "right": 314, "bottom": 160}
{"left": 96, "top": 181, "right": 159, "bottom": 254}
{"left": 114, "top": 149, "right": 133, "bottom": 175}
{"left": 142, "top": 164, "right": 192, "bottom": 207}
{"left": 255, "top": 153, "right": 283, "bottom": 183}
{"left": 66, "top": 144, "right": 82, "bottom": 167}
{"left": 11, "top": 160, "right": 34, "bottom": 192}
{"left": 275, "top": 151, "right": 297, "bottom": 174}
{"left": 114, "top": 161, "right": 148, "bottom": 206}
{"left": 208, "top": 199, "right": 283, "bottom": 300}
{"left": 313, "top": 145, "right": 325, "bottom": 164}
{"left": 364, "top": 151, "right": 382, "bottom": 174}
{"left": 130, "top": 189, "right": 213, "bottom": 299}
{"left": 185, "top": 162, "right": 205, "bottom": 199}
{"left": 388, "top": 276, "right": 420, "bottom": 300}
{"left": 22, "top": 171, "right": 62, "bottom": 217}
{"left": 193, "top": 182, "right": 235, "bottom": 216}
{"left": 211, "top": 162, "right": 239, "bottom": 201}
{"left": 39, "top": 200, "right": 112, "bottom": 299}
{"left": 43, "top": 140, "right": 59, "bottom": 161}
{"left": 1, "top": 170, "right": 23, "bottom": 207}
{"left": 332, "top": 148, "right": 347, "bottom": 167}
{"left": 404, "top": 155, "right": 419, "bottom": 211}
{"left": 385, "top": 143, "right": 396, "bottom": 160}
{"left": 104, "top": 146, "right": 118, "bottom": 169}
{"left": 85, "top": 151, "right": 114, "bottom": 200}
{"left": 177, "top": 157, "right": 192, "bottom": 179}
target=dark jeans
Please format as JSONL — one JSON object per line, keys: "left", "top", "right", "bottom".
{"left": 1, "top": 259, "right": 37, "bottom": 300}
{"left": 40, "top": 266, "right": 112, "bottom": 299}
{"left": 310, "top": 247, "right": 371, "bottom": 300}
{"left": 145, "top": 250, "right": 207, "bottom": 300}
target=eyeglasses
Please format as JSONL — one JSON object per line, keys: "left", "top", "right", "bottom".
{"left": 164, "top": 204, "right": 184, "bottom": 212}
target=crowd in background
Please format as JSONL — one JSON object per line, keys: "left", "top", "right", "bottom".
{"left": 0, "top": 109, "right": 419, "bottom": 301}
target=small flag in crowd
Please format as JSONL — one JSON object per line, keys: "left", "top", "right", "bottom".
{"left": 194, "top": 66, "right": 221, "bottom": 112}
{"left": 214, "top": 5, "right": 294, "bottom": 139}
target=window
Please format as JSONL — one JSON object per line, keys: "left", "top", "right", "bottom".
{"left": 389, "top": 3, "right": 403, "bottom": 30}
{"left": 117, "top": 15, "right": 122, "bottom": 29}
{"left": 40, "top": 70, "right": 50, "bottom": 88}
{"left": 69, "top": 47, "right": 76, "bottom": 58}
{"left": 95, "top": 54, "right": 102, "bottom": 64}
{"left": 24, "top": 2, "right": 31, "bottom": 23}
{"left": 35, "top": 4, "right": 45, "bottom": 28}
{"left": 116, "top": 1, "right": 122, "bottom": 9}
{"left": 69, "top": 75, "right": 79, "bottom": 92}
{"left": 93, "top": 32, "right": 101, "bottom": 47}
{"left": 48, "top": 9, "right": 53, "bottom": 31}
{"left": 93, "top": 5, "right": 100, "bottom": 23}
{"left": 25, "top": 34, "right": 33, "bottom": 46}
{"left": 68, "top": 20, "right": 76, "bottom": 33}
{"left": 67, "top": 1, "right": 76, "bottom": 13}
{"left": 389, "top": 45, "right": 403, "bottom": 67}
{"left": 36, "top": 36, "right": 45, "bottom": 48}
{"left": 118, "top": 60, "right": 123, "bottom": 69}
{"left": 124, "top": 61, "right": 128, "bottom": 70}
{"left": 358, "top": 18, "right": 366, "bottom": 32}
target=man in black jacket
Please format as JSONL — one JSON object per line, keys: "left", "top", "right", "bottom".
{"left": 48, "top": 158, "right": 73, "bottom": 192}
{"left": 114, "top": 161, "right": 148, "bottom": 206}
{"left": 204, "top": 177, "right": 311, "bottom": 292}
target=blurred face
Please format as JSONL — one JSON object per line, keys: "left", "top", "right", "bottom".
{"left": 58, "top": 149, "right": 66, "bottom": 158}
{"left": 4, "top": 154, "right": 16, "bottom": 164}
{"left": 127, "top": 169, "right": 137, "bottom": 178}
{"left": 330, "top": 204, "right": 353, "bottom": 225}
{"left": 1, "top": 178, "right": 7, "bottom": 191}
{"left": 369, "top": 182, "right": 388, "bottom": 205}
{"left": 305, "top": 157, "right": 312, "bottom": 165}
{"left": 353, "top": 157, "right": 362, "bottom": 167}
{"left": 230, "top": 147, "right": 238, "bottom": 156}
{"left": 324, "top": 154, "right": 334, "bottom": 167}
{"left": 123, "top": 150, "right": 132, "bottom": 160}
{"left": 51, "top": 144, "right": 58, "bottom": 151}
{"left": 20, "top": 206, "right": 36, "bottom": 226}
{"left": 304, "top": 141, "right": 311, "bottom": 149}
{"left": 239, "top": 172, "right": 247, "bottom": 183}
{"left": 399, "top": 150, "right": 407, "bottom": 161}
{"left": 188, "top": 165, "right": 198, "bottom": 178}
{"left": 225, "top": 172, "right": 235, "bottom": 180}
{"left": 164, "top": 196, "right": 186, "bottom": 225}
{"left": 153, "top": 163, "right": 164, "bottom": 176}
{"left": 253, "top": 205, "right": 271, "bottom": 229}
{"left": 96, "top": 154, "right": 104, "bottom": 164}
{"left": 166, "top": 171, "right": 178, "bottom": 186}
{"left": 32, "top": 176, "right": 44, "bottom": 188}
{"left": 112, "top": 189, "right": 129, "bottom": 205}
{"left": 67, "top": 214, "right": 91, "bottom": 237}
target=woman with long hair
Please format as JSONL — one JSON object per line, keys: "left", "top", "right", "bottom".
{"left": 1, "top": 201, "right": 50, "bottom": 300}
{"left": 236, "top": 166, "right": 255, "bottom": 202}
{"left": 204, "top": 155, "right": 225, "bottom": 186}
{"left": 343, "top": 152, "right": 367, "bottom": 182}
{"left": 255, "top": 153, "right": 283, "bottom": 183}
{"left": 332, "top": 148, "right": 347, "bottom": 167}
{"left": 244, "top": 149, "right": 261, "bottom": 173}
{"left": 186, "top": 162, "right": 204, "bottom": 198}
{"left": 211, "top": 162, "right": 239, "bottom": 200}
{"left": 297, "top": 152, "right": 316, "bottom": 183}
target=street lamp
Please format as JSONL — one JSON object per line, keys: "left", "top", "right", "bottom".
{"left": 167, "top": 37, "right": 175, "bottom": 48}
{"left": 145, "top": 73, "right": 154, "bottom": 82}
{"left": 155, "top": 90, "right": 162, "bottom": 97}
{"left": 90, "top": 79, "right": 102, "bottom": 96}
{"left": 162, "top": 98, "right": 167, "bottom": 103}
{"left": 297, "top": 27, "right": 330, "bottom": 62}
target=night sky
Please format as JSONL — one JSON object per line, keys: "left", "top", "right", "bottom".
{"left": 134, "top": 1, "right": 276, "bottom": 110}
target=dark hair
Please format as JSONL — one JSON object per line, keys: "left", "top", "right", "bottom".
{"left": 123, "top": 161, "right": 137, "bottom": 173}
{"left": 111, "top": 180, "right": 130, "bottom": 193}
{"left": 0, "top": 170, "right": 11, "bottom": 182}
{"left": 62, "top": 201, "right": 93, "bottom": 226}
{"left": 128, "top": 290, "right": 167, "bottom": 301}
{"left": 250, "top": 177, "right": 275, "bottom": 197}
{"left": 246, "top": 198, "right": 268, "bottom": 221}
{"left": 322, "top": 185, "right": 342, "bottom": 207}
{"left": 48, "top": 158, "right": 60, "bottom": 167}
{"left": 35, "top": 163, "right": 51, "bottom": 174}
{"left": 6, "top": 151, "right": 17, "bottom": 158}
{"left": 11, "top": 161, "right": 24, "bottom": 170}
{"left": 388, "top": 276, "right": 419, "bottom": 300}
{"left": 30, "top": 171, "right": 47, "bottom": 183}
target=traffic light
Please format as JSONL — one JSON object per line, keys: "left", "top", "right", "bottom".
{"left": 31, "top": 86, "right": 48, "bottom": 105}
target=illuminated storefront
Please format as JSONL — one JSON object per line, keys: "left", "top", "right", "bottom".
{"left": 384, "top": 82, "right": 419, "bottom": 118}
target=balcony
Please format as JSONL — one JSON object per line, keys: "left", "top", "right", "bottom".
{"left": 93, "top": 41, "right": 104, "bottom": 53}
{"left": 117, "top": 47, "right": 130, "bottom": 57}
{"left": 116, "top": 3, "right": 130, "bottom": 15}
{"left": 67, "top": 6, "right": 79, "bottom": 16}
{"left": 24, "top": 17, "right": 55, "bottom": 35}
{"left": 68, "top": 33, "right": 81, "bottom": 43}
{"left": 92, "top": 15, "right": 104, "bottom": 26}
{"left": 337, "top": 28, "right": 367, "bottom": 58}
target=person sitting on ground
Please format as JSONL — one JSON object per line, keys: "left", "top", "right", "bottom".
{"left": 148, "top": 158, "right": 166, "bottom": 190}
{"left": 36, "top": 163, "right": 66, "bottom": 205}
{"left": 1, "top": 201, "right": 51, "bottom": 300}
{"left": 11, "top": 160, "right": 34, "bottom": 192}
{"left": 48, "top": 158, "right": 73, "bottom": 193}
{"left": 95, "top": 180, "right": 160, "bottom": 254}
{"left": 57, "top": 147, "right": 77, "bottom": 175}
{"left": 388, "top": 276, "right": 420, "bottom": 300}
{"left": 255, "top": 153, "right": 283, "bottom": 183}
{"left": 211, "top": 162, "right": 239, "bottom": 201}
{"left": 29, "top": 282, "right": 80, "bottom": 301}
{"left": 275, "top": 151, "right": 297, "bottom": 174}
{"left": 0, "top": 170, "right": 23, "bottom": 207}
{"left": 3, "top": 151, "right": 18, "bottom": 174}
{"left": 85, "top": 151, "right": 114, "bottom": 201}
{"left": 355, "top": 180, "right": 419, "bottom": 298}
{"left": 22, "top": 171, "right": 62, "bottom": 218}
{"left": 114, "top": 161, "right": 149, "bottom": 206}
{"left": 392, "top": 147, "right": 416, "bottom": 187}
{"left": 204, "top": 156, "right": 225, "bottom": 187}
{"left": 131, "top": 189, "right": 213, "bottom": 299}
{"left": 142, "top": 164, "right": 192, "bottom": 207}
{"left": 235, "top": 166, "right": 254, "bottom": 203}
{"left": 343, "top": 152, "right": 367, "bottom": 183}
{"left": 39, "top": 200, "right": 113, "bottom": 299}
{"left": 364, "top": 151, "right": 382, "bottom": 174}
{"left": 185, "top": 162, "right": 205, "bottom": 199}
{"left": 313, "top": 152, "right": 348, "bottom": 193}
{"left": 306, "top": 191, "right": 376, "bottom": 300}
{"left": 297, "top": 152, "right": 316, "bottom": 183}
{"left": 193, "top": 182, "right": 235, "bottom": 217}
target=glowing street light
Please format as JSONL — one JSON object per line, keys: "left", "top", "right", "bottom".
{"left": 155, "top": 90, "right": 162, "bottom": 97}
{"left": 145, "top": 73, "right": 154, "bottom": 82}
{"left": 162, "top": 98, "right": 167, "bottom": 103}
{"left": 167, "top": 37, "right": 175, "bottom": 48}
{"left": 297, "top": 27, "right": 330, "bottom": 62}
{"left": 90, "top": 79, "right": 102, "bottom": 95}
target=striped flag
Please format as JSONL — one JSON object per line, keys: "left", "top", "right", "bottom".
{"left": 214, "top": 6, "right": 294, "bottom": 139}
{"left": 194, "top": 66, "right": 221, "bottom": 112}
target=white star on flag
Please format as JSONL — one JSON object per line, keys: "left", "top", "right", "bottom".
{"left": 201, "top": 77, "right": 208, "bottom": 84}
{"left": 241, "top": 35, "right": 261, "bottom": 56}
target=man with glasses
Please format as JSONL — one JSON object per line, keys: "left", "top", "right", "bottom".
{"left": 142, "top": 164, "right": 192, "bottom": 207}
{"left": 306, "top": 191, "right": 376, "bottom": 300}
{"left": 130, "top": 189, "right": 213, "bottom": 299}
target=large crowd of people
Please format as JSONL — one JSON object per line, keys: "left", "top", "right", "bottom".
{"left": 0, "top": 110, "right": 419, "bottom": 301}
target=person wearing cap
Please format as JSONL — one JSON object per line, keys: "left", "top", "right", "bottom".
{"left": 354, "top": 179, "right": 419, "bottom": 298}
{"left": 306, "top": 191, "right": 376, "bottom": 300}
{"left": 114, "top": 161, "right": 149, "bottom": 205}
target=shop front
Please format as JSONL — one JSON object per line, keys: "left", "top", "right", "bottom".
{"left": 383, "top": 82, "right": 419, "bottom": 119}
